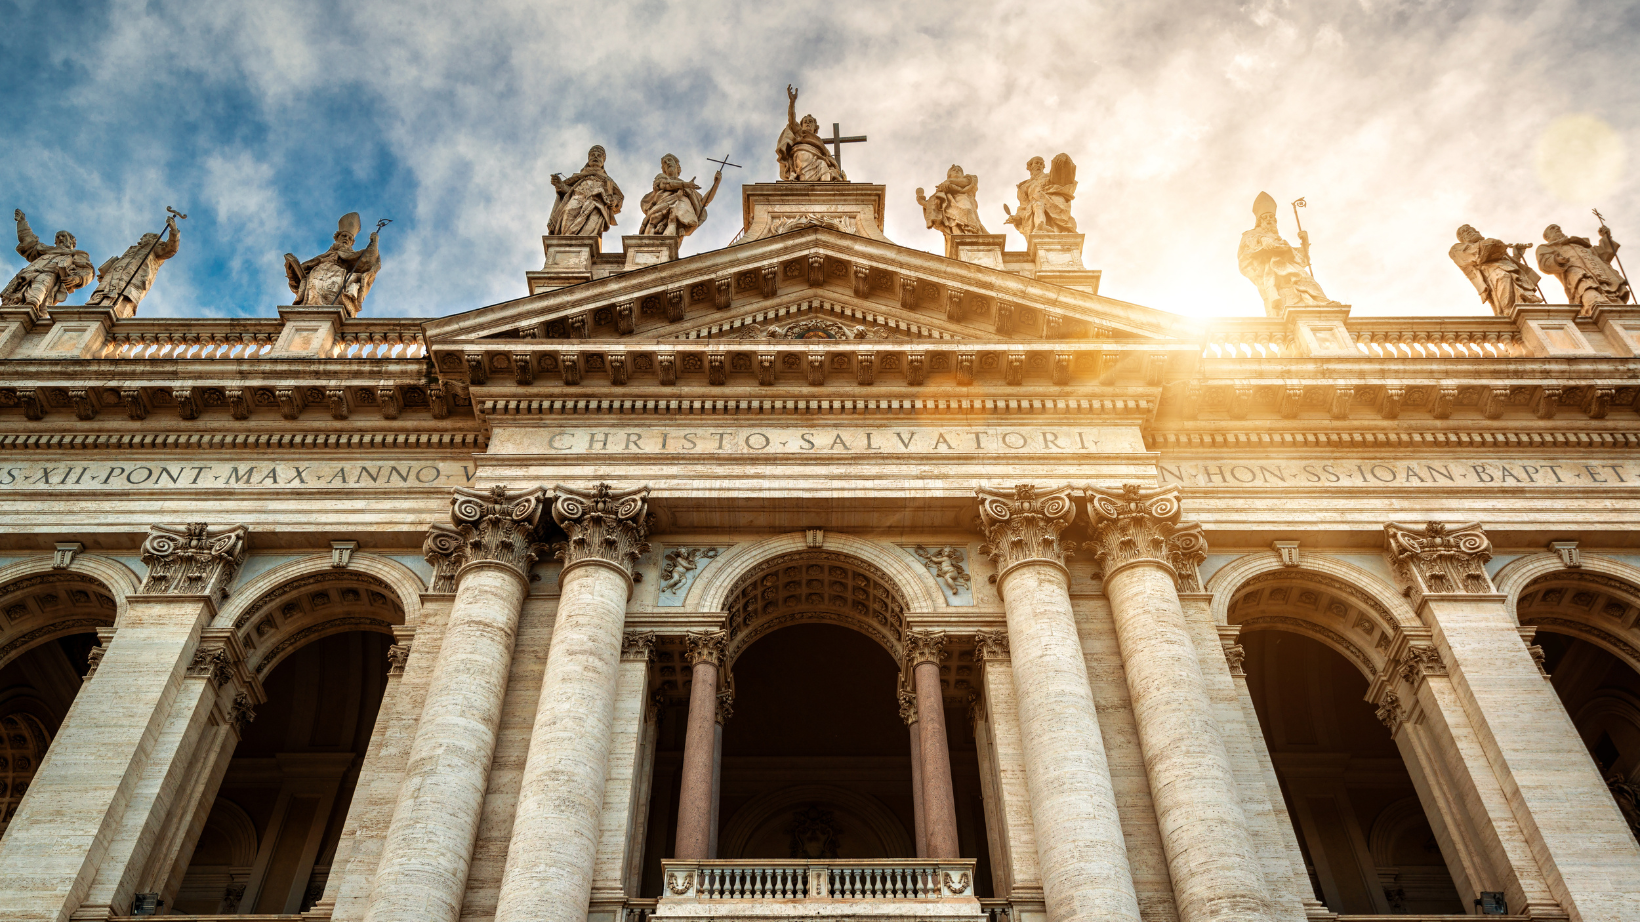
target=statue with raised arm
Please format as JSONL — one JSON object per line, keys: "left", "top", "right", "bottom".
{"left": 1238, "top": 192, "right": 1337, "bottom": 317}
{"left": 639, "top": 154, "right": 722, "bottom": 237}
{"left": 548, "top": 145, "right": 624, "bottom": 237}
{"left": 1448, "top": 224, "right": 1542, "bottom": 316}
{"left": 87, "top": 211, "right": 182, "bottom": 318}
{"left": 3, "top": 210, "right": 94, "bottom": 316}
{"left": 1537, "top": 222, "right": 1630, "bottom": 315}
{"left": 917, "top": 165, "right": 989, "bottom": 243}
{"left": 1003, "top": 154, "right": 1077, "bottom": 237}
{"left": 776, "top": 85, "right": 846, "bottom": 183}
{"left": 283, "top": 212, "right": 382, "bottom": 317}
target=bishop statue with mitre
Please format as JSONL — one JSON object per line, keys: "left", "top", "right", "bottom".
{"left": 284, "top": 212, "right": 383, "bottom": 317}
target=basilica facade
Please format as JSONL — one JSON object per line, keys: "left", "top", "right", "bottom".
{"left": 0, "top": 165, "right": 1638, "bottom": 922}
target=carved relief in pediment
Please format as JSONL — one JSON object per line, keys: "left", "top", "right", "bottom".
{"left": 727, "top": 316, "right": 896, "bottom": 341}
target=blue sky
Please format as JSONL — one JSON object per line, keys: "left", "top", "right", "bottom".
{"left": 2, "top": 0, "right": 1635, "bottom": 319}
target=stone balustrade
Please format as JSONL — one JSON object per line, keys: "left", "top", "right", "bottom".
{"left": 1201, "top": 316, "right": 1529, "bottom": 359}
{"left": 97, "top": 320, "right": 427, "bottom": 360}
{"left": 656, "top": 859, "right": 981, "bottom": 919}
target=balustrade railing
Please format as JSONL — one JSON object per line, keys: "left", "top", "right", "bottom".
{"left": 1201, "top": 317, "right": 1529, "bottom": 359}
{"left": 92, "top": 320, "right": 426, "bottom": 360}
{"left": 660, "top": 858, "right": 977, "bottom": 904}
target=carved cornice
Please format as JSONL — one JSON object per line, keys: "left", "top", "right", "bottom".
{"left": 1084, "top": 484, "right": 1200, "bottom": 584}
{"left": 903, "top": 629, "right": 948, "bottom": 669}
{"left": 973, "top": 629, "right": 1010, "bottom": 663}
{"left": 550, "top": 482, "right": 652, "bottom": 580}
{"left": 1385, "top": 521, "right": 1493, "bottom": 605}
{"left": 451, "top": 485, "right": 549, "bottom": 580}
{"left": 684, "top": 629, "right": 728, "bottom": 668}
{"left": 140, "top": 522, "right": 249, "bottom": 599}
{"left": 974, "top": 483, "right": 1077, "bottom": 583}
{"left": 622, "top": 630, "right": 657, "bottom": 662}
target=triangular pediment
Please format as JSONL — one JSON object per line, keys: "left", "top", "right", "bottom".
{"left": 422, "top": 226, "right": 1191, "bottom": 349}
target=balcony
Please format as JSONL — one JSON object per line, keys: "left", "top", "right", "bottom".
{"left": 653, "top": 859, "right": 983, "bottom": 920}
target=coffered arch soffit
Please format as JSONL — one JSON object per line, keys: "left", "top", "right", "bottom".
{"left": 688, "top": 531, "right": 939, "bottom": 618}
{"left": 1211, "top": 552, "right": 1418, "bottom": 681}
{"left": 0, "top": 556, "right": 138, "bottom": 670}
{"left": 216, "top": 554, "right": 421, "bottom": 677}
{"left": 721, "top": 549, "right": 910, "bottom": 667}
{"left": 1509, "top": 559, "right": 1640, "bottom": 674}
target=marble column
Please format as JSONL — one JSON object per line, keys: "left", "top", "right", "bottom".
{"left": 710, "top": 682, "right": 733, "bottom": 860}
{"left": 1085, "top": 484, "right": 1272, "bottom": 922}
{"left": 975, "top": 484, "right": 1141, "bottom": 922}
{"left": 493, "top": 483, "right": 651, "bottom": 922}
{"left": 675, "top": 630, "right": 727, "bottom": 860}
{"left": 906, "top": 630, "right": 960, "bottom": 860}
{"left": 899, "top": 689, "right": 928, "bottom": 858}
{"left": 0, "top": 522, "right": 247, "bottom": 922}
{"left": 1386, "top": 521, "right": 1640, "bottom": 921}
{"left": 364, "top": 487, "right": 547, "bottom": 922}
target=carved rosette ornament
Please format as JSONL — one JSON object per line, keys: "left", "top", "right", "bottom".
{"left": 1083, "top": 484, "right": 1203, "bottom": 588}
{"left": 140, "top": 523, "right": 250, "bottom": 599}
{"left": 974, "top": 483, "right": 1077, "bottom": 583}
{"left": 621, "top": 631, "right": 657, "bottom": 662}
{"left": 550, "top": 483, "right": 652, "bottom": 580}
{"left": 684, "top": 629, "right": 728, "bottom": 667}
{"left": 1384, "top": 521, "right": 1493, "bottom": 605}
{"left": 451, "top": 485, "right": 549, "bottom": 580}
{"left": 973, "top": 629, "right": 1010, "bottom": 663}
{"left": 903, "top": 629, "right": 949, "bottom": 668}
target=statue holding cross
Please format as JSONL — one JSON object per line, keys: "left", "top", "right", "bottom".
{"left": 776, "top": 85, "right": 857, "bottom": 183}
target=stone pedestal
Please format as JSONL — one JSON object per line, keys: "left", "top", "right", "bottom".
{"left": 364, "top": 488, "right": 546, "bottom": 922}
{"left": 1087, "top": 485, "right": 1272, "bottom": 922}
{"left": 976, "top": 485, "right": 1141, "bottom": 922}
{"left": 738, "top": 183, "right": 890, "bottom": 243}
{"left": 493, "top": 484, "right": 650, "bottom": 922}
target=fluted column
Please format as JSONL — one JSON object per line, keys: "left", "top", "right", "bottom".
{"left": 494, "top": 484, "right": 651, "bottom": 922}
{"left": 1084, "top": 484, "right": 1271, "bottom": 922}
{"left": 675, "top": 630, "right": 727, "bottom": 860}
{"left": 0, "top": 524, "right": 248, "bottom": 922}
{"left": 906, "top": 630, "right": 960, "bottom": 859}
{"left": 975, "top": 484, "right": 1141, "bottom": 922}
{"left": 899, "top": 689, "right": 928, "bottom": 858}
{"left": 364, "top": 487, "right": 546, "bottom": 922}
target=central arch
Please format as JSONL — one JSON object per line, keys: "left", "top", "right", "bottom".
{"left": 720, "top": 549, "right": 910, "bottom": 666}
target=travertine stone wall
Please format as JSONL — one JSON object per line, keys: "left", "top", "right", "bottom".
{"left": 0, "top": 593, "right": 212, "bottom": 922}
{"left": 999, "top": 563, "right": 1142, "bottom": 922}
{"left": 977, "top": 655, "right": 1044, "bottom": 907}
{"left": 1426, "top": 594, "right": 1640, "bottom": 921}
{"left": 365, "top": 564, "right": 527, "bottom": 922}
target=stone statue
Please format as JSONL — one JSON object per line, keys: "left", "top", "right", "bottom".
{"left": 2, "top": 210, "right": 94, "bottom": 314}
{"left": 1238, "top": 192, "right": 1337, "bottom": 317}
{"left": 913, "top": 545, "right": 972, "bottom": 596}
{"left": 776, "top": 85, "right": 846, "bottom": 182}
{"left": 639, "top": 154, "right": 722, "bottom": 237}
{"left": 549, "top": 145, "right": 624, "bottom": 237}
{"left": 1536, "top": 222, "right": 1630, "bottom": 315}
{"left": 1003, "top": 154, "right": 1077, "bottom": 237}
{"left": 1448, "top": 225, "right": 1543, "bottom": 316}
{"left": 917, "top": 165, "right": 988, "bottom": 242}
{"left": 87, "top": 211, "right": 182, "bottom": 318}
{"left": 283, "top": 212, "right": 382, "bottom": 317}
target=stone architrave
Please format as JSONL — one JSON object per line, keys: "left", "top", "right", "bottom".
{"left": 494, "top": 484, "right": 651, "bottom": 922}
{"left": 974, "top": 484, "right": 1142, "bottom": 922}
{"left": 2, "top": 210, "right": 94, "bottom": 317}
{"left": 675, "top": 630, "right": 728, "bottom": 860}
{"left": 86, "top": 213, "right": 182, "bottom": 318}
{"left": 1383, "top": 521, "right": 1493, "bottom": 605}
{"left": 139, "top": 522, "right": 251, "bottom": 601}
{"left": 365, "top": 486, "right": 547, "bottom": 922}
{"left": 1083, "top": 484, "right": 1273, "bottom": 922}
{"left": 905, "top": 629, "right": 961, "bottom": 860}
{"left": 283, "top": 212, "right": 383, "bottom": 318}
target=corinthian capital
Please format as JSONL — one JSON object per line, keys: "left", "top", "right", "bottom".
{"left": 903, "top": 629, "right": 948, "bottom": 668}
{"left": 550, "top": 482, "right": 652, "bottom": 577}
{"left": 974, "top": 483, "right": 1077, "bottom": 581}
{"left": 423, "top": 523, "right": 466, "bottom": 593}
{"left": 684, "top": 629, "right": 728, "bottom": 667}
{"left": 449, "top": 485, "right": 549, "bottom": 579}
{"left": 1384, "top": 521, "right": 1493, "bottom": 604}
{"left": 1083, "top": 484, "right": 1202, "bottom": 584}
{"left": 140, "top": 522, "right": 249, "bottom": 599}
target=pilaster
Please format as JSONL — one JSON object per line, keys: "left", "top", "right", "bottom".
{"left": 588, "top": 632, "right": 657, "bottom": 922}
{"left": 974, "top": 630, "right": 1047, "bottom": 919}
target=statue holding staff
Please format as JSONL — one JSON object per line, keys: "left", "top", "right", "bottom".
{"left": 1238, "top": 192, "right": 1337, "bottom": 317}
{"left": 1003, "top": 154, "right": 1077, "bottom": 237}
{"left": 1448, "top": 224, "right": 1543, "bottom": 315}
{"left": 639, "top": 154, "right": 722, "bottom": 237}
{"left": 87, "top": 207, "right": 185, "bottom": 317}
{"left": 283, "top": 212, "right": 383, "bottom": 317}
{"left": 1536, "top": 221, "right": 1630, "bottom": 315}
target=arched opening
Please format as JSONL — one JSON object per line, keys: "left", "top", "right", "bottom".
{"left": 1518, "top": 570, "right": 1640, "bottom": 843}
{"left": 1230, "top": 574, "right": 1464, "bottom": 916}
{"left": 637, "top": 549, "right": 990, "bottom": 895}
{"left": 0, "top": 572, "right": 114, "bottom": 840}
{"left": 172, "top": 571, "right": 403, "bottom": 915}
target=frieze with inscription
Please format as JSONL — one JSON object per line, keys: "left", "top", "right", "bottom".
{"left": 0, "top": 461, "right": 480, "bottom": 490}
{"left": 1159, "top": 459, "right": 1640, "bottom": 487}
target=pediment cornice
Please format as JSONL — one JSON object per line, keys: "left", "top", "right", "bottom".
{"left": 421, "top": 226, "right": 1189, "bottom": 346}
